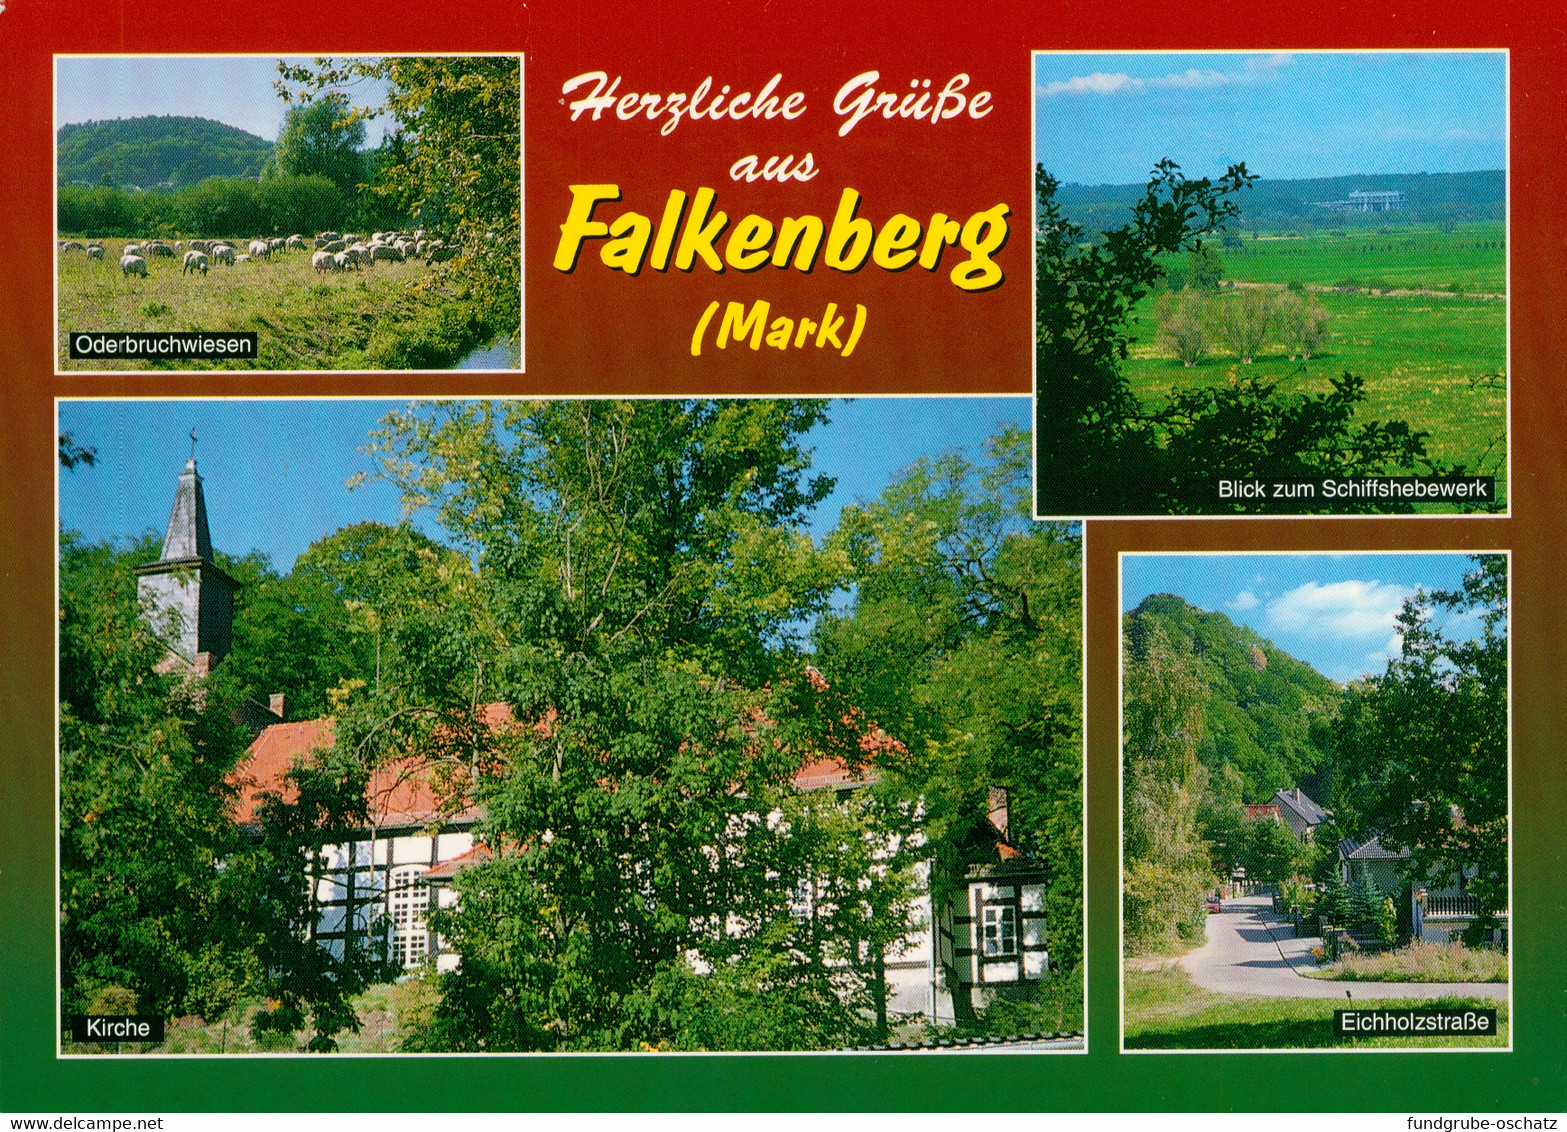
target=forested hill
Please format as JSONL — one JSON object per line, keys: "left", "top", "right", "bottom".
{"left": 58, "top": 116, "right": 273, "bottom": 188}
{"left": 1055, "top": 169, "right": 1505, "bottom": 232}
{"left": 1125, "top": 593, "right": 1342, "bottom": 804}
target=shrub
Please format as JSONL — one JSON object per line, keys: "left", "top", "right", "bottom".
{"left": 1155, "top": 291, "right": 1214, "bottom": 366}
{"left": 1277, "top": 291, "right": 1329, "bottom": 360}
{"left": 1218, "top": 289, "right": 1274, "bottom": 363}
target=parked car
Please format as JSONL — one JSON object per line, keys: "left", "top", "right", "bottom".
{"left": 1205, "top": 894, "right": 1223, "bottom": 914}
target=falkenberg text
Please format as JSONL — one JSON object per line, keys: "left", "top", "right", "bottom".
{"left": 555, "top": 186, "right": 1011, "bottom": 292}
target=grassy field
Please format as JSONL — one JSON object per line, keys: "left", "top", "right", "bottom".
{"left": 1210, "top": 222, "right": 1506, "bottom": 294}
{"left": 1127, "top": 223, "right": 1507, "bottom": 508}
{"left": 57, "top": 244, "right": 512, "bottom": 371}
{"left": 1306, "top": 941, "right": 1510, "bottom": 984}
{"left": 1124, "top": 964, "right": 1509, "bottom": 1050}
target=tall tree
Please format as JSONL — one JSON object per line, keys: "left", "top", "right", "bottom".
{"left": 357, "top": 400, "right": 914, "bottom": 1051}
{"left": 1122, "top": 617, "right": 1214, "bottom": 953}
{"left": 267, "top": 93, "right": 366, "bottom": 196}
{"left": 1327, "top": 555, "right": 1508, "bottom": 942}
{"left": 812, "top": 427, "right": 1083, "bottom": 1000}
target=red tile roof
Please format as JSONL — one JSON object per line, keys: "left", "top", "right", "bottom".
{"left": 230, "top": 703, "right": 513, "bottom": 828}
{"left": 229, "top": 700, "right": 893, "bottom": 826}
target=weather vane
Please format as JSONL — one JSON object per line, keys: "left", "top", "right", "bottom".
{"left": 189, "top": 428, "right": 197, "bottom": 461}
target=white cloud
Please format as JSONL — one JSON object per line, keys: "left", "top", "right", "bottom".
{"left": 1265, "top": 579, "right": 1415, "bottom": 640}
{"left": 1039, "top": 54, "right": 1293, "bottom": 98}
{"left": 1039, "top": 72, "right": 1141, "bottom": 97}
{"left": 1227, "top": 590, "right": 1260, "bottom": 611}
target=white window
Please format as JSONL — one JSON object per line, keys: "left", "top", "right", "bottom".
{"left": 982, "top": 903, "right": 1017, "bottom": 957}
{"left": 389, "top": 866, "right": 430, "bottom": 968}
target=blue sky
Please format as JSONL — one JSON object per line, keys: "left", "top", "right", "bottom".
{"left": 1122, "top": 551, "right": 1498, "bottom": 683}
{"left": 57, "top": 397, "right": 1031, "bottom": 574}
{"left": 56, "top": 57, "right": 396, "bottom": 146}
{"left": 1034, "top": 51, "right": 1506, "bottom": 185}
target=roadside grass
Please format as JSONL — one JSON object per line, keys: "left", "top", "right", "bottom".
{"left": 1197, "top": 222, "right": 1506, "bottom": 294}
{"left": 57, "top": 250, "right": 509, "bottom": 371}
{"left": 1123, "top": 964, "right": 1509, "bottom": 1050}
{"left": 1123, "top": 290, "right": 1506, "bottom": 508}
{"left": 62, "top": 983, "right": 413, "bottom": 1055}
{"left": 1307, "top": 941, "right": 1509, "bottom": 984}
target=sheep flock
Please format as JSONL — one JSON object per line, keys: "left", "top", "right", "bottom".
{"left": 59, "top": 229, "right": 463, "bottom": 279}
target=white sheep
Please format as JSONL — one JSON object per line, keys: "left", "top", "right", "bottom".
{"left": 321, "top": 239, "right": 347, "bottom": 254}
{"left": 332, "top": 250, "right": 360, "bottom": 272}
{"left": 248, "top": 240, "right": 271, "bottom": 260}
{"left": 234, "top": 254, "right": 251, "bottom": 265}
{"left": 211, "top": 245, "right": 236, "bottom": 266}
{"left": 371, "top": 243, "right": 405, "bottom": 263}
{"left": 311, "top": 250, "right": 338, "bottom": 273}
{"left": 86, "top": 246, "right": 105, "bottom": 262}
{"left": 182, "top": 250, "right": 208, "bottom": 275}
{"left": 120, "top": 254, "right": 148, "bottom": 278}
{"left": 286, "top": 234, "right": 307, "bottom": 252}
{"left": 123, "top": 243, "right": 143, "bottom": 257}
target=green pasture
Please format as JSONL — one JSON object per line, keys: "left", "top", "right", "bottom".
{"left": 57, "top": 245, "right": 504, "bottom": 371}
{"left": 1124, "top": 289, "right": 1507, "bottom": 507}
{"left": 1124, "top": 965, "right": 1509, "bottom": 1050}
{"left": 1199, "top": 222, "right": 1506, "bottom": 294}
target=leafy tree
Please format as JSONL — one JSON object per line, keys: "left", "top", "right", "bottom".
{"left": 1243, "top": 816, "right": 1305, "bottom": 885}
{"left": 1035, "top": 160, "right": 1444, "bottom": 515}
{"left": 58, "top": 534, "right": 260, "bottom": 1023}
{"left": 356, "top": 400, "right": 914, "bottom": 1051}
{"left": 1122, "top": 618, "right": 1213, "bottom": 954}
{"left": 60, "top": 530, "right": 399, "bottom": 1049}
{"left": 267, "top": 94, "right": 366, "bottom": 196}
{"left": 1327, "top": 555, "right": 1508, "bottom": 944}
{"left": 811, "top": 428, "right": 1083, "bottom": 999}
{"left": 277, "top": 57, "right": 522, "bottom": 328}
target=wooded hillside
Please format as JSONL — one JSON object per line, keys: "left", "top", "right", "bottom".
{"left": 58, "top": 116, "right": 273, "bottom": 188}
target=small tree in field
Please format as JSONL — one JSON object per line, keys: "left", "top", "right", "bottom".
{"left": 1278, "top": 292, "right": 1329, "bottom": 361}
{"left": 1219, "top": 289, "right": 1274, "bottom": 363}
{"left": 1155, "top": 291, "right": 1214, "bottom": 367}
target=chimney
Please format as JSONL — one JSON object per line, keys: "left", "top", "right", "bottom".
{"left": 987, "top": 786, "right": 1009, "bottom": 840}
{"left": 269, "top": 692, "right": 286, "bottom": 720}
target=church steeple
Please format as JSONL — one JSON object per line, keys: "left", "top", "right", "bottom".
{"left": 136, "top": 447, "right": 239, "bottom": 672}
{"left": 157, "top": 456, "right": 214, "bottom": 563}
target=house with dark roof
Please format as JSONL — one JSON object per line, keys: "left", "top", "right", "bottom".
{"left": 1338, "top": 830, "right": 1506, "bottom": 947}
{"left": 1271, "top": 787, "right": 1328, "bottom": 842}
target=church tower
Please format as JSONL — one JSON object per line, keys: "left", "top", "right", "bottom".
{"left": 134, "top": 450, "right": 239, "bottom": 675}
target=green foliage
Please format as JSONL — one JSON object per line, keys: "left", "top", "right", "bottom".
{"left": 1348, "top": 871, "right": 1385, "bottom": 930}
{"left": 58, "top": 533, "right": 260, "bottom": 1022}
{"left": 267, "top": 94, "right": 366, "bottom": 195}
{"left": 1035, "top": 160, "right": 1449, "bottom": 515}
{"left": 59, "top": 176, "right": 350, "bottom": 240}
{"left": 58, "top": 116, "right": 271, "bottom": 188}
{"left": 1327, "top": 556, "right": 1508, "bottom": 943}
{"left": 1122, "top": 620, "right": 1213, "bottom": 954}
{"left": 277, "top": 56, "right": 522, "bottom": 331}
{"left": 354, "top": 400, "right": 914, "bottom": 1052}
{"left": 1317, "top": 870, "right": 1350, "bottom": 925}
{"left": 811, "top": 428, "right": 1083, "bottom": 981}
{"left": 1187, "top": 244, "right": 1224, "bottom": 291}
{"left": 1244, "top": 817, "right": 1306, "bottom": 885}
{"left": 1126, "top": 594, "right": 1339, "bottom": 800}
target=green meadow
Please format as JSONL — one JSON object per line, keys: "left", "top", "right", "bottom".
{"left": 1124, "top": 965, "right": 1509, "bottom": 1051}
{"left": 57, "top": 245, "right": 504, "bottom": 371}
{"left": 1128, "top": 223, "right": 1507, "bottom": 508}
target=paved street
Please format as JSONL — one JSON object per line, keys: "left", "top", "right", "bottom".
{"left": 1176, "top": 894, "right": 1509, "bottom": 1000}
